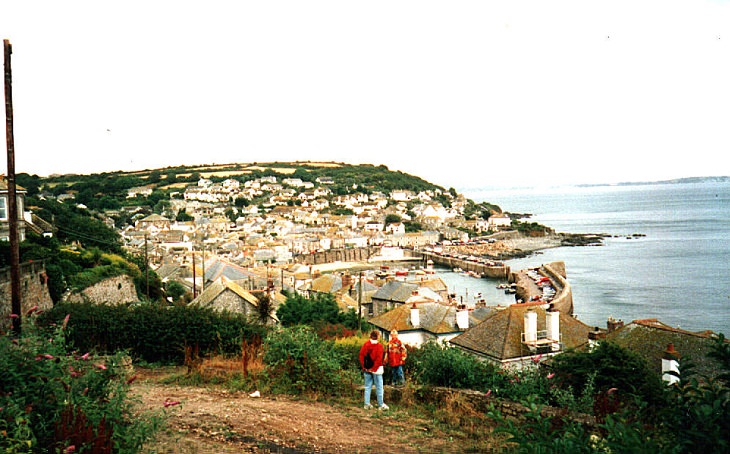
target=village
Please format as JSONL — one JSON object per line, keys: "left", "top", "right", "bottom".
{"left": 1, "top": 168, "right": 720, "bottom": 375}
{"left": 97, "top": 173, "right": 717, "bottom": 376}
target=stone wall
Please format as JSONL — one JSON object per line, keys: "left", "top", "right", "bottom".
{"left": 62, "top": 275, "right": 138, "bottom": 305}
{"left": 292, "top": 247, "right": 381, "bottom": 265}
{"left": 0, "top": 261, "right": 53, "bottom": 331}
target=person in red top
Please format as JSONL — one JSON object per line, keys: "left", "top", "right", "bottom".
{"left": 385, "top": 329, "right": 407, "bottom": 386}
{"left": 359, "top": 330, "right": 388, "bottom": 410}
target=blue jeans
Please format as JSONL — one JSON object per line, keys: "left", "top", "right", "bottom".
{"left": 364, "top": 372, "right": 384, "bottom": 407}
{"left": 391, "top": 365, "right": 404, "bottom": 385}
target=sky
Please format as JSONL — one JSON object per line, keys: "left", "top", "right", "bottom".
{"left": 2, "top": 1, "right": 729, "bottom": 191}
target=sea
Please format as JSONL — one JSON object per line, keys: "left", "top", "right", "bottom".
{"left": 435, "top": 181, "right": 729, "bottom": 335}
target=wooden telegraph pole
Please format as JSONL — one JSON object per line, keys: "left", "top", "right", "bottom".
{"left": 4, "top": 39, "right": 21, "bottom": 335}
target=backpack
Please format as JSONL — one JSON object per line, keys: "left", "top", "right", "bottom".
{"left": 363, "top": 351, "right": 374, "bottom": 369}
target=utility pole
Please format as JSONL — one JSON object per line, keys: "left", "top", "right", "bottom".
{"left": 358, "top": 271, "right": 363, "bottom": 331}
{"left": 191, "top": 249, "right": 196, "bottom": 299}
{"left": 4, "top": 39, "right": 21, "bottom": 336}
{"left": 201, "top": 242, "right": 205, "bottom": 291}
{"left": 144, "top": 233, "right": 149, "bottom": 299}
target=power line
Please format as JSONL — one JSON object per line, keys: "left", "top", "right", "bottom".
{"left": 52, "top": 224, "right": 122, "bottom": 247}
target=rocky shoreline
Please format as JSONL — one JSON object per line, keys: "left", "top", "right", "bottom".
{"left": 445, "top": 232, "right": 604, "bottom": 261}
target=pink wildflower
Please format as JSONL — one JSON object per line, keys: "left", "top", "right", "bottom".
{"left": 531, "top": 354, "right": 543, "bottom": 363}
{"left": 8, "top": 313, "right": 18, "bottom": 319}
{"left": 485, "top": 389, "right": 492, "bottom": 397}
{"left": 26, "top": 305, "right": 39, "bottom": 316}
{"left": 607, "top": 387, "right": 618, "bottom": 395}
{"left": 62, "top": 314, "right": 71, "bottom": 330}
{"left": 43, "top": 354, "right": 54, "bottom": 360}
{"left": 80, "top": 352, "right": 91, "bottom": 360}
{"left": 547, "top": 373, "right": 555, "bottom": 379}
{"left": 64, "top": 445, "right": 76, "bottom": 453}
{"left": 95, "top": 363, "right": 107, "bottom": 370}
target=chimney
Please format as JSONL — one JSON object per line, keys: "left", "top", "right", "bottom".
{"left": 607, "top": 316, "right": 624, "bottom": 332}
{"left": 587, "top": 327, "right": 606, "bottom": 350}
{"left": 456, "top": 306, "right": 469, "bottom": 330}
{"left": 410, "top": 303, "right": 420, "bottom": 328}
{"left": 524, "top": 310, "right": 537, "bottom": 344}
{"left": 662, "top": 343, "right": 681, "bottom": 385}
{"left": 546, "top": 310, "right": 560, "bottom": 351}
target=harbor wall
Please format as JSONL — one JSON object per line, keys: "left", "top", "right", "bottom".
{"left": 420, "top": 251, "right": 510, "bottom": 279}
{"left": 292, "top": 247, "right": 383, "bottom": 265}
{"left": 509, "top": 261, "right": 573, "bottom": 315}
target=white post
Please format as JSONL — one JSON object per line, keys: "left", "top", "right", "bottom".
{"left": 662, "top": 343, "right": 681, "bottom": 385}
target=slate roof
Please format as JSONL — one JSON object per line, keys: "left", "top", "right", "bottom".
{"left": 407, "top": 277, "right": 448, "bottom": 294}
{"left": 311, "top": 274, "right": 343, "bottom": 293}
{"left": 156, "top": 264, "right": 186, "bottom": 280}
{"left": 204, "top": 258, "right": 257, "bottom": 283}
{"left": 449, "top": 303, "right": 592, "bottom": 362}
{"left": 190, "top": 276, "right": 260, "bottom": 308}
{"left": 369, "top": 302, "right": 493, "bottom": 335}
{"left": 371, "top": 281, "right": 418, "bottom": 303}
{"left": 606, "top": 319, "right": 726, "bottom": 379}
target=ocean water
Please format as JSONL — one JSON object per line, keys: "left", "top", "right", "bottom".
{"left": 446, "top": 182, "right": 730, "bottom": 335}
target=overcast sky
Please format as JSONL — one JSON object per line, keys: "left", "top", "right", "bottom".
{"left": 2, "top": 1, "right": 729, "bottom": 190}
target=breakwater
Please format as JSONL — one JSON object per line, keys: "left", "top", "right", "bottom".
{"left": 421, "top": 251, "right": 510, "bottom": 279}
{"left": 509, "top": 261, "right": 573, "bottom": 315}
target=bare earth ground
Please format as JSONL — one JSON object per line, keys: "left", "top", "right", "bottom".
{"left": 132, "top": 368, "right": 485, "bottom": 453}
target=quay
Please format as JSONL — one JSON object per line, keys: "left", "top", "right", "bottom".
{"left": 420, "top": 251, "right": 510, "bottom": 279}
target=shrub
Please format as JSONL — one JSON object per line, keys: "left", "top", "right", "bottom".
{"left": 262, "top": 326, "right": 352, "bottom": 395}
{"left": 408, "top": 341, "right": 508, "bottom": 392}
{"left": 0, "top": 318, "right": 163, "bottom": 453}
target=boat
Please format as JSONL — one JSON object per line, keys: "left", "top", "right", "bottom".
{"left": 394, "top": 270, "right": 409, "bottom": 277}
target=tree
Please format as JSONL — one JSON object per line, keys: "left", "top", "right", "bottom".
{"left": 176, "top": 210, "right": 194, "bottom": 222}
{"left": 276, "top": 292, "right": 342, "bottom": 327}
{"left": 165, "top": 280, "right": 188, "bottom": 304}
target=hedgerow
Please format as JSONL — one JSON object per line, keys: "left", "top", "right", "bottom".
{"left": 38, "top": 303, "right": 268, "bottom": 364}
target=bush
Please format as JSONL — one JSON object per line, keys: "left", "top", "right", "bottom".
{"left": 0, "top": 317, "right": 163, "bottom": 453}
{"left": 262, "top": 326, "right": 353, "bottom": 395}
{"left": 408, "top": 341, "right": 508, "bottom": 392}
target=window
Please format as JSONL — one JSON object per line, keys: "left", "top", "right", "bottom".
{"left": 0, "top": 195, "right": 24, "bottom": 220}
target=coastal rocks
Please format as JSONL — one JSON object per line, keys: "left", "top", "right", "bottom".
{"left": 558, "top": 233, "right": 605, "bottom": 247}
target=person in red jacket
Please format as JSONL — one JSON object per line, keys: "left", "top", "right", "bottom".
{"left": 359, "top": 330, "right": 388, "bottom": 410}
{"left": 385, "top": 329, "right": 407, "bottom": 386}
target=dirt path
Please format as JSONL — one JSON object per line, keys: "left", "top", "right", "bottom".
{"left": 132, "top": 371, "right": 471, "bottom": 453}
